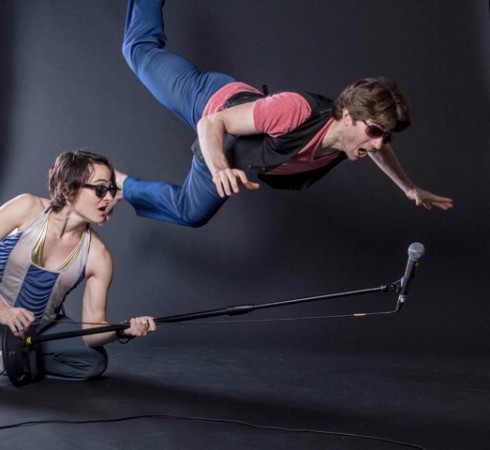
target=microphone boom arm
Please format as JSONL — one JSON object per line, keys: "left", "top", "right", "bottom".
{"left": 28, "top": 242, "right": 427, "bottom": 346}
{"left": 27, "top": 281, "right": 400, "bottom": 345}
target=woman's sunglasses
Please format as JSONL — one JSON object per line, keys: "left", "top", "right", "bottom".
{"left": 83, "top": 184, "right": 119, "bottom": 198}
{"left": 362, "top": 120, "right": 394, "bottom": 144}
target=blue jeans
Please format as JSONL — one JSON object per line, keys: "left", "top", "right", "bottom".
{"left": 38, "top": 317, "right": 108, "bottom": 381}
{"left": 122, "top": 0, "right": 236, "bottom": 227}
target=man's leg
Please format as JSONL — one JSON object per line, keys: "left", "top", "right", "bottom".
{"left": 119, "top": 0, "right": 231, "bottom": 226}
{"left": 122, "top": 0, "right": 235, "bottom": 131}
{"left": 122, "top": 156, "right": 227, "bottom": 228}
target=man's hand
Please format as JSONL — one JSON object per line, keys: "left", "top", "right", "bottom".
{"left": 212, "top": 168, "right": 260, "bottom": 198}
{"left": 197, "top": 103, "right": 260, "bottom": 198}
{"left": 406, "top": 187, "right": 454, "bottom": 210}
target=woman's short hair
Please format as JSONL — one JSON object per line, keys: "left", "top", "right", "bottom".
{"left": 48, "top": 149, "right": 115, "bottom": 212}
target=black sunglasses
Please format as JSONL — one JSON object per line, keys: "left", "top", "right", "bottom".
{"left": 82, "top": 184, "right": 118, "bottom": 198}
{"left": 362, "top": 120, "right": 394, "bottom": 144}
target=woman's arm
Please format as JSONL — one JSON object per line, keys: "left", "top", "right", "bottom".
{"left": 0, "top": 194, "right": 43, "bottom": 335}
{"left": 0, "top": 194, "right": 45, "bottom": 239}
{"left": 81, "top": 234, "right": 155, "bottom": 347}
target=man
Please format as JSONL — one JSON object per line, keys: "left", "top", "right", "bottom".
{"left": 116, "top": 0, "right": 453, "bottom": 228}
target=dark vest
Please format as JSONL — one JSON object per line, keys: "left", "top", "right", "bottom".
{"left": 191, "top": 91, "right": 347, "bottom": 191}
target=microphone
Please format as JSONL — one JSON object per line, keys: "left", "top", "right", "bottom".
{"left": 397, "top": 242, "right": 425, "bottom": 310}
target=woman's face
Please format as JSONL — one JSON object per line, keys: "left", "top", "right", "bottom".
{"left": 70, "top": 163, "right": 116, "bottom": 225}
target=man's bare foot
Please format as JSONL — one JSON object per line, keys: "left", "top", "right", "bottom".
{"left": 115, "top": 169, "right": 127, "bottom": 201}
{"left": 101, "top": 169, "right": 127, "bottom": 225}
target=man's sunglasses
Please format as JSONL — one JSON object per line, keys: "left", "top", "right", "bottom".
{"left": 362, "top": 120, "right": 394, "bottom": 144}
{"left": 83, "top": 184, "right": 119, "bottom": 198}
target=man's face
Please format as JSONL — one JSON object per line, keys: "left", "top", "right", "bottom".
{"left": 342, "top": 110, "right": 389, "bottom": 161}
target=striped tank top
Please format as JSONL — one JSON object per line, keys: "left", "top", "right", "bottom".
{"left": 0, "top": 207, "right": 90, "bottom": 329}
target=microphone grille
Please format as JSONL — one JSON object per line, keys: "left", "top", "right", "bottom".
{"left": 408, "top": 242, "right": 425, "bottom": 260}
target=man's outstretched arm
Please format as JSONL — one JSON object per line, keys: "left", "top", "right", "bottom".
{"left": 369, "top": 145, "right": 454, "bottom": 210}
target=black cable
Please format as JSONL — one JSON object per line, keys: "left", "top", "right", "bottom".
{"left": 165, "top": 308, "right": 399, "bottom": 324}
{"left": 0, "top": 413, "right": 427, "bottom": 450}
{"left": 57, "top": 306, "right": 399, "bottom": 328}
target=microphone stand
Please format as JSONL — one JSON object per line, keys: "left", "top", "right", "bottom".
{"left": 27, "top": 281, "right": 400, "bottom": 345}
{"left": 3, "top": 281, "right": 400, "bottom": 386}
{"left": 4, "top": 240, "right": 426, "bottom": 386}
{"left": 25, "top": 240, "right": 425, "bottom": 348}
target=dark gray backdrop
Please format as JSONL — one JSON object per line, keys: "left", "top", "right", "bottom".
{"left": 1, "top": 1, "right": 488, "bottom": 356}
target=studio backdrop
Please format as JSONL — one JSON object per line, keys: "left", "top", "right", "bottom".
{"left": 0, "top": 0, "right": 488, "bottom": 356}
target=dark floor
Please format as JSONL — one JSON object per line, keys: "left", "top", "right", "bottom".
{"left": 0, "top": 336, "right": 488, "bottom": 450}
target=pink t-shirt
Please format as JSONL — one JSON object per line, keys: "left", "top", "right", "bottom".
{"left": 203, "top": 82, "right": 262, "bottom": 115}
{"left": 204, "top": 82, "right": 340, "bottom": 175}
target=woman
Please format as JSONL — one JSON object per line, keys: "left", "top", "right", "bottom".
{"left": 0, "top": 149, "right": 155, "bottom": 381}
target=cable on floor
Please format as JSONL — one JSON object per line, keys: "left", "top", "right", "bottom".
{"left": 0, "top": 412, "right": 427, "bottom": 449}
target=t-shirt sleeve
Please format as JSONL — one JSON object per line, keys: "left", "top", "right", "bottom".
{"left": 253, "top": 92, "right": 312, "bottom": 137}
